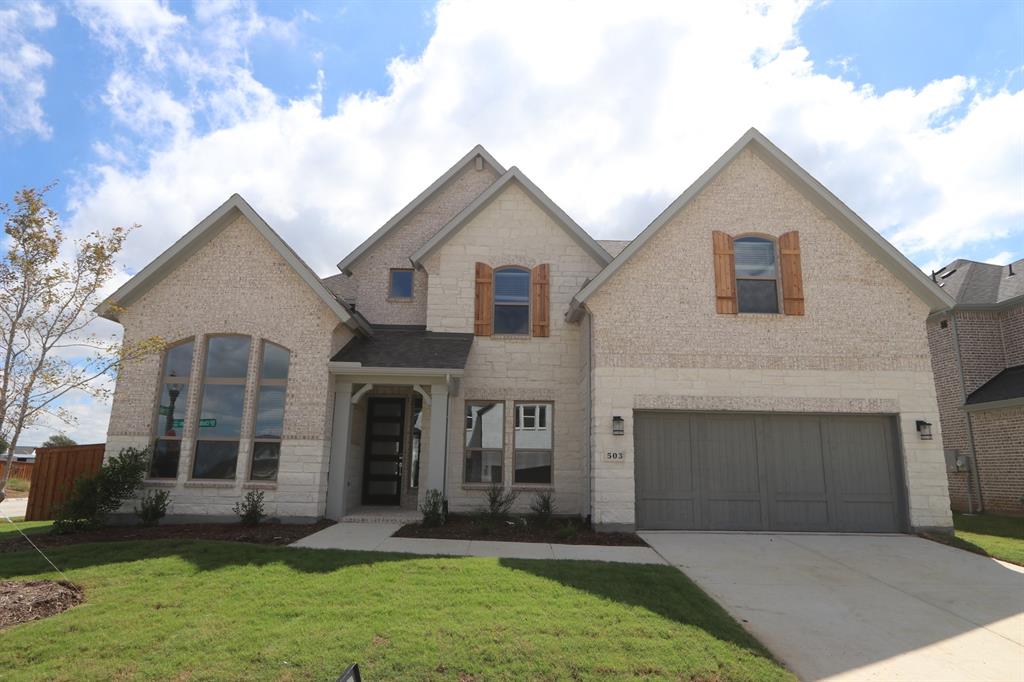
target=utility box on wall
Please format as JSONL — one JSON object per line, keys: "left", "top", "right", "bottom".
{"left": 944, "top": 448, "right": 971, "bottom": 473}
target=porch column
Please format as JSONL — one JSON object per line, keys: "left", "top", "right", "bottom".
{"left": 325, "top": 381, "right": 353, "bottom": 520}
{"left": 425, "top": 382, "right": 449, "bottom": 494}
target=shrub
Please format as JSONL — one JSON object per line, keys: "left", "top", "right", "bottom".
{"left": 6, "top": 477, "right": 30, "bottom": 492}
{"left": 556, "top": 522, "right": 578, "bottom": 542}
{"left": 530, "top": 491, "right": 555, "bottom": 525}
{"left": 420, "top": 489, "right": 446, "bottom": 527}
{"left": 233, "top": 490, "right": 266, "bottom": 526}
{"left": 52, "top": 447, "right": 150, "bottom": 534}
{"left": 135, "top": 489, "right": 171, "bottom": 527}
{"left": 481, "top": 482, "right": 518, "bottom": 520}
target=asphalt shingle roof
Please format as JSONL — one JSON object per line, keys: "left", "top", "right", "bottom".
{"left": 331, "top": 326, "right": 474, "bottom": 369}
{"left": 934, "top": 258, "right": 1024, "bottom": 305}
{"left": 965, "top": 365, "right": 1024, "bottom": 406}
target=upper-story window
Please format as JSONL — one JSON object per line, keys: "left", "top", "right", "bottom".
{"left": 734, "top": 236, "right": 780, "bottom": 314}
{"left": 493, "top": 267, "right": 530, "bottom": 334}
{"left": 192, "top": 335, "right": 251, "bottom": 479}
{"left": 150, "top": 339, "right": 194, "bottom": 479}
{"left": 250, "top": 341, "right": 289, "bottom": 481}
{"left": 389, "top": 268, "right": 414, "bottom": 299}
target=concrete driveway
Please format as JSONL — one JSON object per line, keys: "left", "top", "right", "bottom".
{"left": 641, "top": 532, "right": 1024, "bottom": 682}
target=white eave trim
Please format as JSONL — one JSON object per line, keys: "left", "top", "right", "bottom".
{"left": 410, "top": 167, "right": 612, "bottom": 268}
{"left": 336, "top": 145, "right": 506, "bottom": 274}
{"left": 570, "top": 127, "right": 954, "bottom": 314}
{"left": 327, "top": 363, "right": 465, "bottom": 377}
{"left": 96, "top": 194, "right": 372, "bottom": 335}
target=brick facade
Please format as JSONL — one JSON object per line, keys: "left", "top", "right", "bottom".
{"left": 584, "top": 148, "right": 951, "bottom": 530}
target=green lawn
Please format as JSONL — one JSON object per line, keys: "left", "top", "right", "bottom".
{"left": 938, "top": 512, "right": 1024, "bottom": 566}
{"left": 0, "top": 540, "right": 792, "bottom": 681}
{"left": 0, "top": 518, "right": 53, "bottom": 539}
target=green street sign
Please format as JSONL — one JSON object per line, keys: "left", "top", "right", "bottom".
{"left": 158, "top": 406, "right": 171, "bottom": 416}
{"left": 198, "top": 418, "right": 217, "bottom": 428}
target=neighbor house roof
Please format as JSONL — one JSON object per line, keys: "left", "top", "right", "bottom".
{"left": 336, "top": 145, "right": 506, "bottom": 275}
{"left": 964, "top": 365, "right": 1024, "bottom": 411}
{"left": 97, "top": 194, "right": 371, "bottom": 335}
{"left": 932, "top": 258, "right": 1024, "bottom": 310}
{"left": 410, "top": 167, "right": 613, "bottom": 268}
{"left": 597, "top": 240, "right": 631, "bottom": 257}
{"left": 330, "top": 325, "right": 474, "bottom": 370}
{"left": 569, "top": 128, "right": 954, "bottom": 317}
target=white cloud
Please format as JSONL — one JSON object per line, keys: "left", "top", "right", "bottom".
{"left": 0, "top": 0, "right": 56, "bottom": 139}
{"left": 71, "top": 0, "right": 185, "bottom": 65}
{"left": 984, "top": 251, "right": 1014, "bottom": 265}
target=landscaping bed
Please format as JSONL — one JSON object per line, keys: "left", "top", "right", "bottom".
{"left": 0, "top": 520, "right": 332, "bottom": 554}
{"left": 0, "top": 580, "right": 84, "bottom": 629}
{"left": 394, "top": 514, "right": 646, "bottom": 546}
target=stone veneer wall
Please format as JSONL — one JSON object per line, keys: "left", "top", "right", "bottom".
{"left": 106, "top": 214, "right": 353, "bottom": 521}
{"left": 585, "top": 148, "right": 951, "bottom": 531}
{"left": 422, "top": 181, "right": 606, "bottom": 515}
{"left": 345, "top": 161, "right": 499, "bottom": 325}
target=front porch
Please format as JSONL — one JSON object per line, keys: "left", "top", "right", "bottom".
{"left": 323, "top": 326, "right": 473, "bottom": 520}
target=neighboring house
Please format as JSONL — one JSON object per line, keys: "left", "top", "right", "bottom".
{"left": 10, "top": 446, "right": 37, "bottom": 463}
{"left": 926, "top": 258, "right": 1024, "bottom": 515}
{"left": 99, "top": 129, "right": 955, "bottom": 533}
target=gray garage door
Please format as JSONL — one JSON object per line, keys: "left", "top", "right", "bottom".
{"left": 635, "top": 412, "right": 907, "bottom": 532}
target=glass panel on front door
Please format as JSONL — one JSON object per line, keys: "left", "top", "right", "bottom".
{"left": 362, "top": 397, "right": 405, "bottom": 506}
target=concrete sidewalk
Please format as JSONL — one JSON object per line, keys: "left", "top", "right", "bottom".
{"left": 0, "top": 495, "right": 28, "bottom": 519}
{"left": 291, "top": 522, "right": 665, "bottom": 564}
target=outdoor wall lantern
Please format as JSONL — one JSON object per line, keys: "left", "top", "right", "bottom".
{"left": 915, "top": 420, "right": 933, "bottom": 440}
{"left": 612, "top": 415, "right": 625, "bottom": 436}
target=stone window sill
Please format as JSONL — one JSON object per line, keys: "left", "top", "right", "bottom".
{"left": 511, "top": 484, "right": 554, "bottom": 492}
{"left": 386, "top": 297, "right": 415, "bottom": 303}
{"left": 143, "top": 479, "right": 177, "bottom": 488}
{"left": 490, "top": 334, "right": 532, "bottom": 341}
{"left": 461, "top": 483, "right": 502, "bottom": 491}
{"left": 184, "top": 480, "right": 235, "bottom": 489}
{"left": 243, "top": 482, "right": 277, "bottom": 490}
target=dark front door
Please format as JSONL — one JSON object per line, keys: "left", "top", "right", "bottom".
{"left": 362, "top": 397, "right": 405, "bottom": 505}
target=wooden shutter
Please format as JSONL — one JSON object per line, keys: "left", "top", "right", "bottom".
{"left": 712, "top": 231, "right": 737, "bottom": 314}
{"left": 474, "top": 262, "right": 493, "bottom": 336}
{"left": 532, "top": 263, "right": 550, "bottom": 337}
{"left": 779, "top": 231, "right": 805, "bottom": 316}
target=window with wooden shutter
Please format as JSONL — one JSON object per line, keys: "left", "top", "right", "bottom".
{"left": 531, "top": 263, "right": 550, "bottom": 337}
{"left": 778, "top": 231, "right": 805, "bottom": 315}
{"left": 712, "top": 231, "right": 738, "bottom": 314}
{"left": 474, "top": 262, "right": 493, "bottom": 336}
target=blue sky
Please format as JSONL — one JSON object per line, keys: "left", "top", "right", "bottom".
{"left": 1, "top": 0, "right": 1022, "bottom": 443}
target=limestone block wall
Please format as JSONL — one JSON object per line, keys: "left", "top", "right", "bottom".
{"left": 584, "top": 148, "right": 951, "bottom": 531}
{"left": 105, "top": 214, "right": 353, "bottom": 521}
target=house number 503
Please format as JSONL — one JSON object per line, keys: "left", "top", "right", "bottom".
{"left": 606, "top": 452, "right": 624, "bottom": 461}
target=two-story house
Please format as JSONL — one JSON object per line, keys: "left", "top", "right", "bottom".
{"left": 926, "top": 258, "right": 1023, "bottom": 515}
{"left": 99, "top": 129, "right": 955, "bottom": 533}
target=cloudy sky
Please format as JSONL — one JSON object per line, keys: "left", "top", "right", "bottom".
{"left": 1, "top": 0, "right": 1022, "bottom": 444}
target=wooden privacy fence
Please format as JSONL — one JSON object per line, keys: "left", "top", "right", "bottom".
{"left": 0, "top": 460, "right": 33, "bottom": 483}
{"left": 25, "top": 444, "right": 106, "bottom": 521}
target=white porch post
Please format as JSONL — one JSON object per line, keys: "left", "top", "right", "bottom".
{"left": 325, "top": 381, "right": 353, "bottom": 520}
{"left": 425, "top": 382, "right": 449, "bottom": 494}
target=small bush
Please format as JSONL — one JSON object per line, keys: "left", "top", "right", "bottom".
{"left": 420, "top": 489, "right": 446, "bottom": 527}
{"left": 233, "top": 490, "right": 266, "bottom": 526}
{"left": 52, "top": 447, "right": 150, "bottom": 534}
{"left": 556, "top": 523, "right": 578, "bottom": 542}
{"left": 481, "top": 482, "right": 518, "bottom": 520}
{"left": 530, "top": 491, "right": 555, "bottom": 525}
{"left": 5, "top": 477, "right": 30, "bottom": 492}
{"left": 135, "top": 489, "right": 171, "bottom": 527}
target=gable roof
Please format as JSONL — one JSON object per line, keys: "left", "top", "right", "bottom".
{"left": 410, "top": 167, "right": 613, "bottom": 268}
{"left": 97, "top": 194, "right": 371, "bottom": 335}
{"left": 337, "top": 145, "right": 506, "bottom": 274}
{"left": 570, "top": 128, "right": 954, "bottom": 316}
{"left": 932, "top": 258, "right": 1024, "bottom": 310}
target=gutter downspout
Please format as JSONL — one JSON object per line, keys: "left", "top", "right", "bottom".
{"left": 950, "top": 314, "right": 983, "bottom": 513}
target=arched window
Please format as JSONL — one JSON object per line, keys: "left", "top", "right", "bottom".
{"left": 151, "top": 339, "right": 194, "bottom": 478}
{"left": 493, "top": 266, "right": 530, "bottom": 334}
{"left": 192, "top": 335, "right": 251, "bottom": 479}
{"left": 734, "top": 236, "right": 780, "bottom": 314}
{"left": 250, "top": 341, "right": 290, "bottom": 481}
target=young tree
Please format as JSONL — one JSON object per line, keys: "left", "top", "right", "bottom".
{"left": 41, "top": 433, "right": 77, "bottom": 448}
{"left": 0, "top": 185, "right": 163, "bottom": 491}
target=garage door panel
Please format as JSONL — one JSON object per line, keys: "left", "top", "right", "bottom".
{"left": 704, "top": 499, "right": 762, "bottom": 529}
{"left": 826, "top": 416, "right": 897, "bottom": 497}
{"left": 639, "top": 499, "right": 699, "bottom": 530}
{"left": 699, "top": 415, "right": 761, "bottom": 494}
{"left": 635, "top": 413, "right": 699, "bottom": 529}
{"left": 758, "top": 415, "right": 833, "bottom": 531}
{"left": 772, "top": 500, "right": 830, "bottom": 529}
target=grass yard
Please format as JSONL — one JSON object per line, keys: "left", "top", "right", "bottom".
{"left": 937, "top": 512, "right": 1024, "bottom": 566}
{"left": 0, "top": 518, "right": 53, "bottom": 539}
{"left": 0, "top": 539, "right": 793, "bottom": 681}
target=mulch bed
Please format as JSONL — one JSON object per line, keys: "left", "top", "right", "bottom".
{"left": 394, "top": 514, "right": 647, "bottom": 546}
{"left": 0, "top": 580, "right": 84, "bottom": 629}
{"left": 0, "top": 520, "right": 333, "bottom": 554}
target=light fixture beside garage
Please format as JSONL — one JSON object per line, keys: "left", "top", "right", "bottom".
{"left": 612, "top": 415, "right": 624, "bottom": 436}
{"left": 915, "top": 420, "right": 933, "bottom": 440}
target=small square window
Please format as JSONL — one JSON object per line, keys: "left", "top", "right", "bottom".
{"left": 389, "top": 269, "right": 414, "bottom": 299}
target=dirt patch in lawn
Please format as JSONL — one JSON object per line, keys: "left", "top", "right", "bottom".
{"left": 394, "top": 515, "right": 646, "bottom": 546}
{"left": 0, "top": 520, "right": 333, "bottom": 554}
{"left": 0, "top": 580, "right": 84, "bottom": 629}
